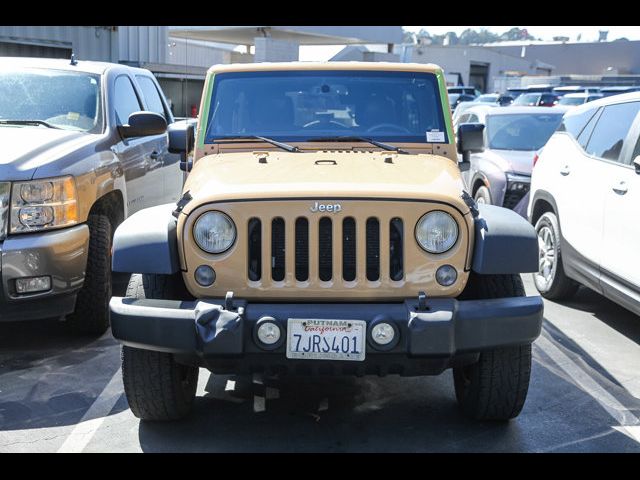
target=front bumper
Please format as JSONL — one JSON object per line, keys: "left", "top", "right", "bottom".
{"left": 0, "top": 224, "right": 90, "bottom": 321}
{"left": 110, "top": 295, "right": 543, "bottom": 376}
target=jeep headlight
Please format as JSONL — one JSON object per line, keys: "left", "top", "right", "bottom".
{"left": 415, "top": 211, "right": 458, "bottom": 253}
{"left": 10, "top": 176, "right": 78, "bottom": 233}
{"left": 193, "top": 211, "right": 236, "bottom": 254}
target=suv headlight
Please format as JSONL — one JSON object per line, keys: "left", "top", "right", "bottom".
{"left": 415, "top": 210, "right": 458, "bottom": 253}
{"left": 193, "top": 211, "right": 236, "bottom": 254}
{"left": 10, "top": 176, "right": 78, "bottom": 233}
{"left": 506, "top": 173, "right": 531, "bottom": 192}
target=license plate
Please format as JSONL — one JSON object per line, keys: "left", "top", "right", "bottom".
{"left": 286, "top": 319, "right": 366, "bottom": 361}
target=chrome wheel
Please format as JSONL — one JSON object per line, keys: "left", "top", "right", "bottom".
{"left": 536, "top": 225, "right": 556, "bottom": 289}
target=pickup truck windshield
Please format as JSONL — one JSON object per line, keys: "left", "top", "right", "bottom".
{"left": 0, "top": 68, "right": 103, "bottom": 133}
{"left": 205, "top": 70, "right": 448, "bottom": 144}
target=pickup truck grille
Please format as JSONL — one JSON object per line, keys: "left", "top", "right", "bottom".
{"left": 0, "top": 182, "right": 10, "bottom": 241}
{"left": 248, "top": 215, "right": 402, "bottom": 284}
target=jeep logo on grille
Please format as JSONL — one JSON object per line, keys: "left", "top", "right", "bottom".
{"left": 310, "top": 202, "right": 342, "bottom": 213}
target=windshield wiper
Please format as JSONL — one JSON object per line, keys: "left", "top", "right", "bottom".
{"left": 0, "top": 119, "right": 61, "bottom": 129}
{"left": 309, "top": 136, "right": 409, "bottom": 154}
{"left": 213, "top": 135, "right": 299, "bottom": 153}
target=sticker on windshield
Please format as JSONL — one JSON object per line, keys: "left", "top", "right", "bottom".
{"left": 426, "top": 130, "right": 445, "bottom": 143}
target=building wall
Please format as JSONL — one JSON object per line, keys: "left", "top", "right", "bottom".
{"left": 485, "top": 41, "right": 640, "bottom": 75}
{"left": 166, "top": 37, "right": 231, "bottom": 68}
{"left": 399, "top": 44, "right": 534, "bottom": 92}
{"left": 0, "top": 25, "right": 114, "bottom": 61}
{"left": 117, "top": 26, "right": 167, "bottom": 64}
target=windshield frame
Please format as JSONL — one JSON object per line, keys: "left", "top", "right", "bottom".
{"left": 202, "top": 69, "right": 450, "bottom": 146}
{"left": 0, "top": 67, "right": 105, "bottom": 134}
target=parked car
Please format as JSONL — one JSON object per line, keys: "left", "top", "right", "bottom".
{"left": 513, "top": 92, "right": 560, "bottom": 107}
{"left": 558, "top": 92, "right": 603, "bottom": 106}
{"left": 598, "top": 86, "right": 640, "bottom": 98}
{"left": 553, "top": 85, "right": 600, "bottom": 96}
{"left": 452, "top": 103, "right": 497, "bottom": 131}
{"left": 459, "top": 105, "right": 567, "bottom": 215}
{"left": 0, "top": 57, "right": 192, "bottom": 333}
{"left": 474, "top": 93, "right": 515, "bottom": 106}
{"left": 448, "top": 93, "right": 476, "bottom": 111}
{"left": 447, "top": 86, "right": 481, "bottom": 98}
{"left": 109, "top": 61, "right": 543, "bottom": 422}
{"left": 528, "top": 92, "right": 640, "bottom": 316}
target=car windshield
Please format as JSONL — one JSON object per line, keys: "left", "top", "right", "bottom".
{"left": 0, "top": 68, "right": 102, "bottom": 133}
{"left": 513, "top": 93, "right": 542, "bottom": 106}
{"left": 205, "top": 70, "right": 448, "bottom": 144}
{"left": 559, "top": 96, "right": 585, "bottom": 106}
{"left": 487, "top": 113, "right": 563, "bottom": 151}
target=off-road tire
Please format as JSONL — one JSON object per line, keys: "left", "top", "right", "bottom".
{"left": 453, "top": 273, "right": 533, "bottom": 421}
{"left": 121, "top": 273, "right": 198, "bottom": 421}
{"left": 66, "top": 214, "right": 112, "bottom": 335}
{"left": 533, "top": 212, "right": 579, "bottom": 300}
{"left": 474, "top": 185, "right": 492, "bottom": 205}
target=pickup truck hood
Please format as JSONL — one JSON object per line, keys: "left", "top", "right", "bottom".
{"left": 0, "top": 126, "right": 91, "bottom": 181}
{"left": 182, "top": 150, "right": 470, "bottom": 215}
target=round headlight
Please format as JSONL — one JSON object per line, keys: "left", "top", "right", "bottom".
{"left": 415, "top": 211, "right": 459, "bottom": 253}
{"left": 193, "top": 211, "right": 236, "bottom": 254}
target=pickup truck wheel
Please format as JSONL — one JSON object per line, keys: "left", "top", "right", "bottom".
{"left": 453, "top": 273, "right": 532, "bottom": 420}
{"left": 121, "top": 273, "right": 198, "bottom": 421}
{"left": 533, "top": 212, "right": 579, "bottom": 300}
{"left": 66, "top": 214, "right": 112, "bottom": 335}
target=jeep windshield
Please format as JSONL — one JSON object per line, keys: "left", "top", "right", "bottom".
{"left": 204, "top": 70, "right": 449, "bottom": 144}
{"left": 0, "top": 68, "right": 103, "bottom": 133}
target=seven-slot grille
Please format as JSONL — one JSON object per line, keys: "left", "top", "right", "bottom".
{"left": 247, "top": 216, "right": 404, "bottom": 283}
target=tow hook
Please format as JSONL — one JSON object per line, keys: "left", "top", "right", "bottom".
{"left": 417, "top": 291, "right": 429, "bottom": 311}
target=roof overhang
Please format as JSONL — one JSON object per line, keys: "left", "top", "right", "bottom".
{"left": 168, "top": 26, "right": 403, "bottom": 46}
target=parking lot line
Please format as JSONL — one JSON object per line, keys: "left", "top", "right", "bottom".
{"left": 536, "top": 335, "right": 640, "bottom": 442}
{"left": 56, "top": 369, "right": 123, "bottom": 453}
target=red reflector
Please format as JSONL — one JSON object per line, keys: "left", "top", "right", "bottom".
{"left": 533, "top": 153, "right": 539, "bottom": 167}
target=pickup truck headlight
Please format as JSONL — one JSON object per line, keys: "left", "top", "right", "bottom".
{"left": 415, "top": 210, "right": 459, "bottom": 253}
{"left": 193, "top": 211, "right": 236, "bottom": 254}
{"left": 10, "top": 176, "right": 78, "bottom": 233}
{"left": 0, "top": 182, "right": 10, "bottom": 240}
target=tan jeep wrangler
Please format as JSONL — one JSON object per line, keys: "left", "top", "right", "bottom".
{"left": 109, "top": 62, "right": 543, "bottom": 422}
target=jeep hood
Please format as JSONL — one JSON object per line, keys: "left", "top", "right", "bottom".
{"left": 182, "top": 151, "right": 470, "bottom": 215}
{"left": 0, "top": 126, "right": 92, "bottom": 181}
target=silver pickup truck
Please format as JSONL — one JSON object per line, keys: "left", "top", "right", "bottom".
{"left": 0, "top": 57, "right": 194, "bottom": 333}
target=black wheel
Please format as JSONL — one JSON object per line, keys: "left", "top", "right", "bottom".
{"left": 66, "top": 214, "right": 112, "bottom": 335}
{"left": 474, "top": 185, "right": 492, "bottom": 205}
{"left": 121, "top": 273, "right": 198, "bottom": 421}
{"left": 533, "top": 212, "right": 579, "bottom": 300}
{"left": 454, "top": 273, "right": 533, "bottom": 421}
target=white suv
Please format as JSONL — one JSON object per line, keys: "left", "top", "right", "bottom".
{"left": 528, "top": 92, "right": 640, "bottom": 315}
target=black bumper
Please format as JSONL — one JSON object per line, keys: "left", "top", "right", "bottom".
{"left": 110, "top": 295, "right": 543, "bottom": 376}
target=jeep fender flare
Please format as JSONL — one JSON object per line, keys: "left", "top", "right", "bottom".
{"left": 471, "top": 204, "right": 538, "bottom": 274}
{"left": 111, "top": 204, "right": 180, "bottom": 274}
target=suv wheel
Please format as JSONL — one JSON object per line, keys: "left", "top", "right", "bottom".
{"left": 474, "top": 185, "right": 491, "bottom": 205}
{"left": 533, "top": 212, "right": 579, "bottom": 300}
{"left": 121, "top": 273, "right": 198, "bottom": 421}
{"left": 66, "top": 214, "right": 112, "bottom": 335}
{"left": 454, "top": 273, "right": 532, "bottom": 420}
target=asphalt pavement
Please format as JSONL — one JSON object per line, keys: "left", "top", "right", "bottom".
{"left": 1, "top": 275, "right": 639, "bottom": 452}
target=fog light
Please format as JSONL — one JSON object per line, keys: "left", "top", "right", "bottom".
{"left": 195, "top": 265, "right": 215, "bottom": 286}
{"left": 15, "top": 276, "right": 51, "bottom": 294}
{"left": 436, "top": 265, "right": 457, "bottom": 286}
{"left": 257, "top": 321, "right": 281, "bottom": 345}
{"left": 371, "top": 322, "right": 395, "bottom": 346}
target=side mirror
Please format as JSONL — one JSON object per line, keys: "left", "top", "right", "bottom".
{"left": 168, "top": 121, "right": 195, "bottom": 155}
{"left": 119, "top": 111, "right": 167, "bottom": 138}
{"left": 457, "top": 123, "right": 485, "bottom": 154}
{"left": 634, "top": 155, "right": 640, "bottom": 175}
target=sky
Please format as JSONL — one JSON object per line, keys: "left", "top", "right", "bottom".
{"left": 298, "top": 26, "right": 640, "bottom": 61}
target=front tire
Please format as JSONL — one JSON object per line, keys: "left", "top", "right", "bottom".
{"left": 454, "top": 273, "right": 533, "bottom": 421}
{"left": 66, "top": 214, "right": 112, "bottom": 335}
{"left": 121, "top": 273, "right": 198, "bottom": 421}
{"left": 474, "top": 185, "right": 492, "bottom": 205}
{"left": 533, "top": 212, "right": 579, "bottom": 300}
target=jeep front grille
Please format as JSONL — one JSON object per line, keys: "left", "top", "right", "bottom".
{"left": 247, "top": 215, "right": 403, "bottom": 283}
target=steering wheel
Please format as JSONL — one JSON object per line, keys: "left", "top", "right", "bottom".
{"left": 366, "top": 123, "right": 411, "bottom": 134}
{"left": 302, "top": 120, "right": 350, "bottom": 129}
